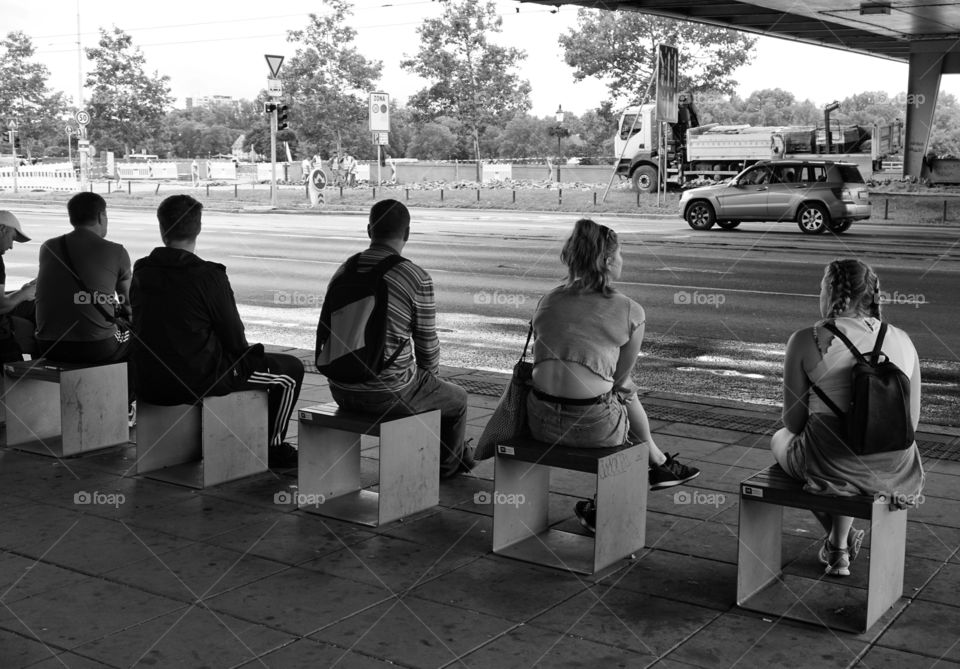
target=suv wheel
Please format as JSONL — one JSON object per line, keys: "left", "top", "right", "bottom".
{"left": 716, "top": 220, "right": 741, "bottom": 230}
{"left": 829, "top": 219, "right": 853, "bottom": 233}
{"left": 796, "top": 203, "right": 829, "bottom": 234}
{"left": 685, "top": 201, "right": 716, "bottom": 230}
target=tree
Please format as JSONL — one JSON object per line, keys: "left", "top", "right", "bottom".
{"left": 85, "top": 27, "right": 173, "bottom": 155}
{"left": 559, "top": 10, "right": 755, "bottom": 108}
{"left": 282, "top": 2, "right": 383, "bottom": 160}
{"left": 0, "top": 31, "right": 69, "bottom": 159}
{"left": 495, "top": 115, "right": 553, "bottom": 159}
{"left": 406, "top": 120, "right": 459, "bottom": 159}
{"left": 402, "top": 0, "right": 531, "bottom": 172}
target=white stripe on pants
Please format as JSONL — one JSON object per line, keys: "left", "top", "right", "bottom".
{"left": 245, "top": 371, "right": 297, "bottom": 446}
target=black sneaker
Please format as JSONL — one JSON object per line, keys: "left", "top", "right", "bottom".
{"left": 649, "top": 453, "right": 700, "bottom": 491}
{"left": 574, "top": 499, "right": 597, "bottom": 535}
{"left": 268, "top": 442, "right": 298, "bottom": 469}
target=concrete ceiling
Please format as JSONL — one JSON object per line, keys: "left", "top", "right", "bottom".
{"left": 518, "top": 0, "right": 960, "bottom": 61}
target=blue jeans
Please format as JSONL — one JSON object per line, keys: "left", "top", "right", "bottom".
{"left": 526, "top": 390, "right": 630, "bottom": 448}
{"left": 330, "top": 368, "right": 469, "bottom": 478}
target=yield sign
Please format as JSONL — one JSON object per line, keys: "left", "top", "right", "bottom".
{"left": 264, "top": 54, "right": 284, "bottom": 78}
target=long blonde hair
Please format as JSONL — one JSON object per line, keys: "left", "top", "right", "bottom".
{"left": 560, "top": 218, "right": 619, "bottom": 295}
{"left": 824, "top": 258, "right": 882, "bottom": 319}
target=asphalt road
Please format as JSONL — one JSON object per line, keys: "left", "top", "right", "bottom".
{"left": 6, "top": 204, "right": 959, "bottom": 423}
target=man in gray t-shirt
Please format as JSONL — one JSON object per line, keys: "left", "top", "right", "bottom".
{"left": 36, "top": 192, "right": 132, "bottom": 364}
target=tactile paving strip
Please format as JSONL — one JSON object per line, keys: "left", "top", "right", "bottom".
{"left": 449, "top": 378, "right": 960, "bottom": 462}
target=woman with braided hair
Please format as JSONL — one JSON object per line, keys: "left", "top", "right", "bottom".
{"left": 771, "top": 258, "right": 924, "bottom": 576}
{"left": 527, "top": 218, "right": 700, "bottom": 534}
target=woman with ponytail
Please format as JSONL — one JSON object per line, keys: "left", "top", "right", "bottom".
{"left": 772, "top": 258, "right": 924, "bottom": 577}
{"left": 528, "top": 219, "right": 700, "bottom": 533}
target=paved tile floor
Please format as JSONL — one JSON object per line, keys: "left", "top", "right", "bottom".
{"left": 1, "top": 350, "right": 958, "bottom": 668}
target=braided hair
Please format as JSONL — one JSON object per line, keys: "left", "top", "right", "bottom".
{"left": 823, "top": 258, "right": 882, "bottom": 320}
{"left": 560, "top": 218, "right": 619, "bottom": 295}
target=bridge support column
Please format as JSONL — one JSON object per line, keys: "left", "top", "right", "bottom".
{"left": 904, "top": 51, "right": 943, "bottom": 181}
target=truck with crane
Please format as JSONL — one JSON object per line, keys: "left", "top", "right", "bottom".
{"left": 614, "top": 93, "right": 903, "bottom": 192}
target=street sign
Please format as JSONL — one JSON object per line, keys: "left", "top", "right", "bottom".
{"left": 78, "top": 139, "right": 90, "bottom": 151}
{"left": 375, "top": 132, "right": 389, "bottom": 145}
{"left": 264, "top": 54, "right": 284, "bottom": 78}
{"left": 656, "top": 44, "right": 679, "bottom": 123}
{"left": 6, "top": 120, "right": 15, "bottom": 130}
{"left": 267, "top": 77, "right": 282, "bottom": 98}
{"left": 369, "top": 92, "right": 390, "bottom": 132}
{"left": 76, "top": 110, "right": 90, "bottom": 126}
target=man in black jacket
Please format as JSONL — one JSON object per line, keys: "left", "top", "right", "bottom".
{"left": 130, "top": 194, "right": 302, "bottom": 468}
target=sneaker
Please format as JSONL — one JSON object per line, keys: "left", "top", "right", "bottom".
{"left": 818, "top": 527, "right": 865, "bottom": 565}
{"left": 128, "top": 401, "right": 137, "bottom": 429}
{"left": 649, "top": 453, "right": 700, "bottom": 491}
{"left": 574, "top": 499, "right": 596, "bottom": 535}
{"left": 268, "top": 442, "right": 298, "bottom": 469}
{"left": 825, "top": 547, "right": 851, "bottom": 577}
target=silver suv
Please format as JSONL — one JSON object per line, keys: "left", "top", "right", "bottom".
{"left": 679, "top": 160, "right": 871, "bottom": 234}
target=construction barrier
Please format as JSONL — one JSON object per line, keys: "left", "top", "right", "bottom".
{"left": 116, "top": 162, "right": 178, "bottom": 180}
{"left": 0, "top": 165, "right": 79, "bottom": 191}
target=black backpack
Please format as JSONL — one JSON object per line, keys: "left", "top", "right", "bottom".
{"left": 315, "top": 253, "right": 408, "bottom": 383}
{"left": 811, "top": 321, "right": 914, "bottom": 455}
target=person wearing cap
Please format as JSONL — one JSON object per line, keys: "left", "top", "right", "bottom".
{"left": 0, "top": 210, "right": 38, "bottom": 363}
{"left": 35, "top": 192, "right": 132, "bottom": 366}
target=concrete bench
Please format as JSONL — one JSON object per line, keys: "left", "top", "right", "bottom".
{"left": 2, "top": 360, "right": 129, "bottom": 457}
{"left": 297, "top": 402, "right": 440, "bottom": 527}
{"left": 492, "top": 437, "right": 648, "bottom": 575}
{"left": 737, "top": 464, "right": 908, "bottom": 632}
{"left": 135, "top": 390, "right": 268, "bottom": 488}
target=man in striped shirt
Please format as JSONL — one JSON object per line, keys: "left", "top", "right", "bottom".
{"left": 325, "top": 199, "right": 474, "bottom": 478}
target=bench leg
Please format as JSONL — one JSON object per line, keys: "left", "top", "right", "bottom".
{"left": 594, "top": 442, "right": 648, "bottom": 571}
{"left": 737, "top": 497, "right": 783, "bottom": 604}
{"left": 298, "top": 423, "right": 362, "bottom": 504}
{"left": 865, "top": 504, "right": 907, "bottom": 630}
{"left": 492, "top": 457, "right": 549, "bottom": 552}
{"left": 201, "top": 391, "right": 269, "bottom": 487}
{"left": 378, "top": 410, "right": 440, "bottom": 524}
{"left": 136, "top": 404, "right": 201, "bottom": 475}
{"left": 60, "top": 364, "right": 128, "bottom": 455}
{"left": 3, "top": 377, "right": 61, "bottom": 449}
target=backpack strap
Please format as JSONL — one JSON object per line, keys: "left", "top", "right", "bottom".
{"left": 869, "top": 322, "right": 889, "bottom": 364}
{"left": 821, "top": 321, "right": 869, "bottom": 364}
{"left": 369, "top": 253, "right": 409, "bottom": 371}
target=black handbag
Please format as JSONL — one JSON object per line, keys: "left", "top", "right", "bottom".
{"left": 475, "top": 322, "right": 533, "bottom": 460}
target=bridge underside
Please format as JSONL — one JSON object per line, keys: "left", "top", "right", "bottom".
{"left": 520, "top": 0, "right": 960, "bottom": 178}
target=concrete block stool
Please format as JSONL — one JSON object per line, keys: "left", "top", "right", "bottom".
{"left": 493, "top": 437, "right": 648, "bottom": 575}
{"left": 2, "top": 360, "right": 129, "bottom": 457}
{"left": 135, "top": 390, "right": 268, "bottom": 488}
{"left": 297, "top": 402, "right": 440, "bottom": 527}
{"left": 737, "top": 464, "right": 908, "bottom": 632}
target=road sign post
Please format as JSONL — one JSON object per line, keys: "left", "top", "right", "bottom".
{"left": 76, "top": 110, "right": 90, "bottom": 190}
{"left": 7, "top": 122, "right": 17, "bottom": 194}
{"left": 264, "top": 55, "right": 285, "bottom": 208}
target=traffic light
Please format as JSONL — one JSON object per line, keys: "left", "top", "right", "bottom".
{"left": 264, "top": 102, "right": 276, "bottom": 114}
{"left": 277, "top": 104, "right": 289, "bottom": 131}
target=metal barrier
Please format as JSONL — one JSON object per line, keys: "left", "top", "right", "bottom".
{"left": 0, "top": 165, "right": 79, "bottom": 191}
{"left": 116, "top": 162, "right": 178, "bottom": 180}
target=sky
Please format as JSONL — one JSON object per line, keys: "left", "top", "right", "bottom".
{"left": 4, "top": 0, "right": 960, "bottom": 118}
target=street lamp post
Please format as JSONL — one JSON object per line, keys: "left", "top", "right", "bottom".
{"left": 548, "top": 104, "right": 570, "bottom": 183}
